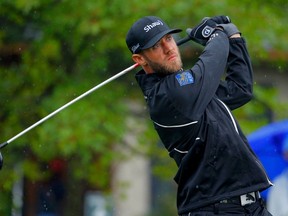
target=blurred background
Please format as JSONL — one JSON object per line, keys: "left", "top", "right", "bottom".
{"left": 0, "top": 0, "right": 287, "bottom": 215}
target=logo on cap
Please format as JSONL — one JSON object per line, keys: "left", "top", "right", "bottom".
{"left": 131, "top": 43, "right": 140, "bottom": 53}
{"left": 143, "top": 20, "right": 164, "bottom": 33}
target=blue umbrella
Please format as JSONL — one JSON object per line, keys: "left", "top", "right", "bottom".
{"left": 247, "top": 119, "right": 288, "bottom": 199}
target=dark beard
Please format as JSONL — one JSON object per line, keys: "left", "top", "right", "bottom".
{"left": 142, "top": 54, "right": 182, "bottom": 75}
{"left": 149, "top": 61, "right": 176, "bottom": 75}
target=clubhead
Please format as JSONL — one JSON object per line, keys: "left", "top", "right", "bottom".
{"left": 0, "top": 152, "right": 3, "bottom": 170}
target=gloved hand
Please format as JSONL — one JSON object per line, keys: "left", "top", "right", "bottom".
{"left": 187, "top": 15, "right": 231, "bottom": 46}
{"left": 186, "top": 18, "right": 217, "bottom": 46}
{"left": 217, "top": 23, "right": 241, "bottom": 38}
{"left": 210, "top": 15, "right": 231, "bottom": 24}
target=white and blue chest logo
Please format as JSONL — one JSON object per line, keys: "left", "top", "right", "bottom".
{"left": 175, "top": 71, "right": 194, "bottom": 86}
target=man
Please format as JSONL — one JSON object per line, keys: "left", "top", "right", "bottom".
{"left": 126, "top": 15, "right": 272, "bottom": 215}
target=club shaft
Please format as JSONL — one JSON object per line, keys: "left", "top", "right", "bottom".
{"left": 0, "top": 35, "right": 192, "bottom": 150}
{"left": 176, "top": 36, "right": 191, "bottom": 46}
{"left": 0, "top": 63, "right": 139, "bottom": 149}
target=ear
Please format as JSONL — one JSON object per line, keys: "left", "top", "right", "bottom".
{"left": 132, "top": 54, "right": 147, "bottom": 66}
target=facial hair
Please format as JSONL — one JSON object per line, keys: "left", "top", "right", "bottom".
{"left": 143, "top": 49, "right": 183, "bottom": 75}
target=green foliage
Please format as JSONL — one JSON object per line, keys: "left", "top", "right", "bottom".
{"left": 233, "top": 84, "right": 288, "bottom": 134}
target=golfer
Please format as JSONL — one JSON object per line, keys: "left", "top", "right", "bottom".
{"left": 125, "top": 15, "right": 273, "bottom": 215}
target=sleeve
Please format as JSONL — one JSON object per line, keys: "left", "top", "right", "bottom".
{"left": 166, "top": 30, "right": 230, "bottom": 120}
{"left": 216, "top": 37, "right": 253, "bottom": 110}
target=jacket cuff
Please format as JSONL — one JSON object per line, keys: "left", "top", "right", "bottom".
{"left": 229, "top": 37, "right": 246, "bottom": 44}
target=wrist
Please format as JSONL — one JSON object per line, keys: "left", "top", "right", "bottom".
{"left": 229, "top": 33, "right": 241, "bottom": 38}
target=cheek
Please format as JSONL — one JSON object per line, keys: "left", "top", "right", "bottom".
{"left": 145, "top": 52, "right": 163, "bottom": 63}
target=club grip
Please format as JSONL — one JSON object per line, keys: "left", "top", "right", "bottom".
{"left": 177, "top": 29, "right": 192, "bottom": 46}
{"left": 176, "top": 36, "right": 191, "bottom": 46}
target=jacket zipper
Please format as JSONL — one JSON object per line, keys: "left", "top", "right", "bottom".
{"left": 218, "top": 99, "right": 273, "bottom": 185}
{"left": 217, "top": 99, "right": 239, "bottom": 134}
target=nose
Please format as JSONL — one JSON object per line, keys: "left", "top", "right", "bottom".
{"left": 161, "top": 40, "right": 173, "bottom": 53}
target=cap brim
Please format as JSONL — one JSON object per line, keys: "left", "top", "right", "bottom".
{"left": 141, "top": 28, "right": 182, "bottom": 50}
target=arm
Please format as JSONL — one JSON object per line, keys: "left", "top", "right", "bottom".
{"left": 167, "top": 30, "right": 230, "bottom": 120}
{"left": 215, "top": 23, "right": 254, "bottom": 110}
{"left": 147, "top": 20, "right": 230, "bottom": 125}
{"left": 216, "top": 36, "right": 253, "bottom": 110}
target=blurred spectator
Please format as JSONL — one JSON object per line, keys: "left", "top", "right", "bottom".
{"left": 267, "top": 135, "right": 288, "bottom": 216}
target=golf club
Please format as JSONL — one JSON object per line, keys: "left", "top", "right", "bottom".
{"left": 0, "top": 63, "right": 139, "bottom": 169}
{"left": 0, "top": 34, "right": 193, "bottom": 169}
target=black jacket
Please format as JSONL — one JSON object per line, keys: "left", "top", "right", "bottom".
{"left": 135, "top": 30, "right": 272, "bottom": 214}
